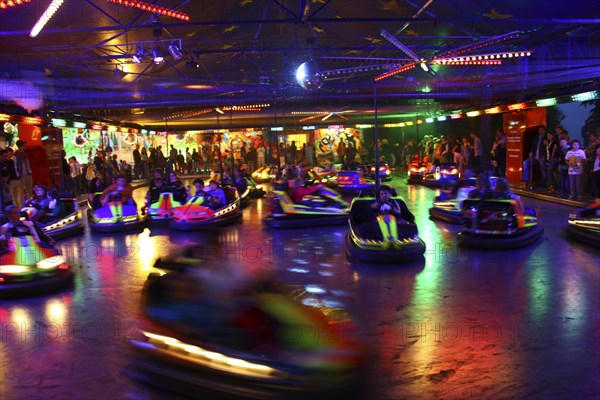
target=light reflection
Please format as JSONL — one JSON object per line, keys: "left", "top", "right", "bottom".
{"left": 45, "top": 299, "right": 67, "bottom": 325}
{"left": 305, "top": 284, "right": 327, "bottom": 294}
{"left": 559, "top": 265, "right": 586, "bottom": 343}
{"left": 11, "top": 307, "right": 32, "bottom": 327}
{"left": 136, "top": 230, "right": 158, "bottom": 271}
{"left": 527, "top": 264, "right": 550, "bottom": 325}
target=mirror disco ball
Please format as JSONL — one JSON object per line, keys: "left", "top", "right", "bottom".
{"left": 296, "top": 60, "right": 324, "bottom": 90}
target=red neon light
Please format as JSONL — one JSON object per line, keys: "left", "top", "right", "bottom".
{"left": 0, "top": 0, "right": 31, "bottom": 10}
{"left": 107, "top": 0, "right": 190, "bottom": 21}
{"left": 374, "top": 62, "right": 416, "bottom": 82}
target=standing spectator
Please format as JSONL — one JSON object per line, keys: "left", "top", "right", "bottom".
{"left": 305, "top": 142, "right": 314, "bottom": 167}
{"left": 337, "top": 138, "right": 347, "bottom": 165}
{"left": 0, "top": 149, "right": 18, "bottom": 208}
{"left": 557, "top": 138, "right": 570, "bottom": 198}
{"left": 169, "top": 145, "right": 178, "bottom": 171}
{"left": 470, "top": 132, "right": 483, "bottom": 174}
{"left": 565, "top": 140, "right": 586, "bottom": 200}
{"left": 201, "top": 141, "right": 210, "bottom": 172}
{"left": 584, "top": 132, "right": 599, "bottom": 197}
{"left": 592, "top": 146, "right": 600, "bottom": 198}
{"left": 140, "top": 147, "right": 149, "bottom": 178}
{"left": 61, "top": 149, "right": 71, "bottom": 194}
{"left": 132, "top": 144, "right": 142, "bottom": 179}
{"left": 522, "top": 125, "right": 547, "bottom": 185}
{"left": 440, "top": 136, "right": 450, "bottom": 164}
{"left": 451, "top": 137, "right": 462, "bottom": 170}
{"left": 461, "top": 137, "right": 471, "bottom": 177}
{"left": 246, "top": 142, "right": 257, "bottom": 171}
{"left": 492, "top": 129, "right": 506, "bottom": 177}
{"left": 185, "top": 147, "right": 193, "bottom": 174}
{"left": 257, "top": 143, "right": 266, "bottom": 168}
{"left": 69, "top": 157, "right": 83, "bottom": 196}
{"left": 545, "top": 132, "right": 559, "bottom": 192}
{"left": 290, "top": 141, "right": 297, "bottom": 165}
{"left": 191, "top": 148, "right": 200, "bottom": 174}
{"left": 15, "top": 141, "right": 33, "bottom": 204}
{"left": 176, "top": 150, "right": 186, "bottom": 175}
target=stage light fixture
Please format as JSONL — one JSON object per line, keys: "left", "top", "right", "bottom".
{"left": 152, "top": 47, "right": 164, "bottom": 64}
{"left": 132, "top": 47, "right": 146, "bottom": 64}
{"left": 168, "top": 41, "right": 183, "bottom": 61}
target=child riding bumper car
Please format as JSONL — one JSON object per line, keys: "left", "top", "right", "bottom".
{"left": 1, "top": 206, "right": 73, "bottom": 298}
{"left": 346, "top": 186, "right": 426, "bottom": 263}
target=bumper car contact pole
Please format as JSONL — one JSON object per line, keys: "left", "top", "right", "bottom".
{"left": 374, "top": 82, "right": 380, "bottom": 192}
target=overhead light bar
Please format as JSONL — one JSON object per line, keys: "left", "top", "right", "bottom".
{"left": 450, "top": 114, "right": 462, "bottom": 119}
{"left": 0, "top": 0, "right": 31, "bottom": 11}
{"left": 374, "top": 62, "right": 416, "bottom": 82}
{"left": 51, "top": 118, "right": 66, "bottom": 127}
{"left": 571, "top": 91, "right": 598, "bottom": 102}
{"left": 271, "top": 127, "right": 283, "bottom": 131}
{"left": 322, "top": 113, "right": 334, "bottom": 121}
{"left": 380, "top": 29, "right": 420, "bottom": 62}
{"left": 215, "top": 108, "right": 224, "bottom": 114}
{"left": 166, "top": 108, "right": 213, "bottom": 120}
{"left": 435, "top": 31, "right": 523, "bottom": 59}
{"left": 355, "top": 124, "right": 373, "bottom": 128}
{"left": 221, "top": 104, "right": 269, "bottom": 111}
{"left": 437, "top": 116, "right": 447, "bottom": 121}
{"left": 302, "top": 126, "right": 316, "bottom": 130}
{"left": 420, "top": 61, "right": 429, "bottom": 72}
{"left": 508, "top": 103, "right": 526, "bottom": 111}
{"left": 432, "top": 59, "right": 502, "bottom": 66}
{"left": 73, "top": 122, "right": 87, "bottom": 128}
{"left": 425, "top": 118, "right": 434, "bottom": 123}
{"left": 466, "top": 111, "right": 481, "bottom": 117}
{"left": 536, "top": 98, "right": 557, "bottom": 107}
{"left": 320, "top": 64, "right": 402, "bottom": 77}
{"left": 485, "top": 107, "right": 502, "bottom": 114}
{"left": 30, "top": 0, "right": 64, "bottom": 37}
{"left": 106, "top": 0, "right": 190, "bottom": 21}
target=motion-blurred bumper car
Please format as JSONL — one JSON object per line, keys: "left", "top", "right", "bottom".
{"left": 566, "top": 201, "right": 600, "bottom": 247}
{"left": 129, "top": 260, "right": 365, "bottom": 399}
{"left": 170, "top": 187, "right": 242, "bottom": 230}
{"left": 87, "top": 200, "right": 146, "bottom": 233}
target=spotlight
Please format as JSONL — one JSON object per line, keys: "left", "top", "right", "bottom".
{"left": 152, "top": 47, "right": 164, "bottom": 64}
{"left": 132, "top": 48, "right": 145, "bottom": 64}
{"left": 168, "top": 41, "right": 183, "bottom": 61}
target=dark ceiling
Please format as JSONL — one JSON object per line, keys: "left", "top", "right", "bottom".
{"left": 1, "top": 0, "right": 599, "bottom": 130}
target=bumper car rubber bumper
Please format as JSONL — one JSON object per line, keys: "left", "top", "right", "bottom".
{"left": 345, "top": 233, "right": 426, "bottom": 263}
{"left": 428, "top": 207, "right": 463, "bottom": 225}
{"left": 0, "top": 269, "right": 74, "bottom": 299}
{"left": 457, "top": 225, "right": 544, "bottom": 250}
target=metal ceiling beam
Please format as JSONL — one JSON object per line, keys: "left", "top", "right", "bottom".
{"left": 3, "top": 16, "right": 600, "bottom": 36}
{"left": 271, "top": 0, "right": 298, "bottom": 19}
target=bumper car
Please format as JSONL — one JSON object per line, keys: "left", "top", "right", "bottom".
{"left": 0, "top": 233, "right": 73, "bottom": 299}
{"left": 457, "top": 198, "right": 544, "bottom": 249}
{"left": 366, "top": 162, "right": 392, "bottom": 181}
{"left": 407, "top": 161, "right": 430, "bottom": 184}
{"left": 345, "top": 198, "right": 426, "bottom": 263}
{"left": 428, "top": 179, "right": 477, "bottom": 224}
{"left": 87, "top": 200, "right": 147, "bottom": 233}
{"left": 246, "top": 177, "right": 266, "bottom": 199}
{"left": 566, "top": 201, "right": 600, "bottom": 247}
{"left": 264, "top": 186, "right": 350, "bottom": 228}
{"left": 170, "top": 187, "right": 242, "bottom": 230}
{"left": 22, "top": 198, "right": 84, "bottom": 241}
{"left": 251, "top": 166, "right": 274, "bottom": 183}
{"left": 309, "top": 169, "right": 338, "bottom": 187}
{"left": 336, "top": 171, "right": 375, "bottom": 194}
{"left": 422, "top": 163, "right": 459, "bottom": 188}
{"left": 144, "top": 192, "right": 183, "bottom": 224}
{"left": 129, "top": 260, "right": 364, "bottom": 399}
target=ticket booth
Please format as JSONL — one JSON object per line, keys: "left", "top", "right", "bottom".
{"left": 16, "top": 124, "right": 63, "bottom": 188}
{"left": 503, "top": 108, "right": 546, "bottom": 185}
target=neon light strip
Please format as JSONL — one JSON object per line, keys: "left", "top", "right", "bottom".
{"left": 432, "top": 60, "right": 502, "bottom": 66}
{"left": 435, "top": 31, "right": 523, "bottom": 59}
{"left": 374, "top": 62, "right": 416, "bottom": 82}
{"left": 30, "top": 0, "right": 64, "bottom": 37}
{"left": 107, "top": 0, "right": 190, "bottom": 21}
{"left": 0, "top": 0, "right": 31, "bottom": 11}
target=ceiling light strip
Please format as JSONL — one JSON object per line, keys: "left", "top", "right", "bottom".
{"left": 374, "top": 62, "right": 416, "bottom": 82}
{"left": 30, "top": 0, "right": 64, "bottom": 37}
{"left": 0, "top": 0, "right": 31, "bottom": 11}
{"left": 435, "top": 31, "right": 523, "bottom": 59}
{"left": 107, "top": 0, "right": 190, "bottom": 21}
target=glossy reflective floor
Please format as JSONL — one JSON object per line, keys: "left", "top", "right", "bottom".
{"left": 1, "top": 177, "right": 599, "bottom": 400}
